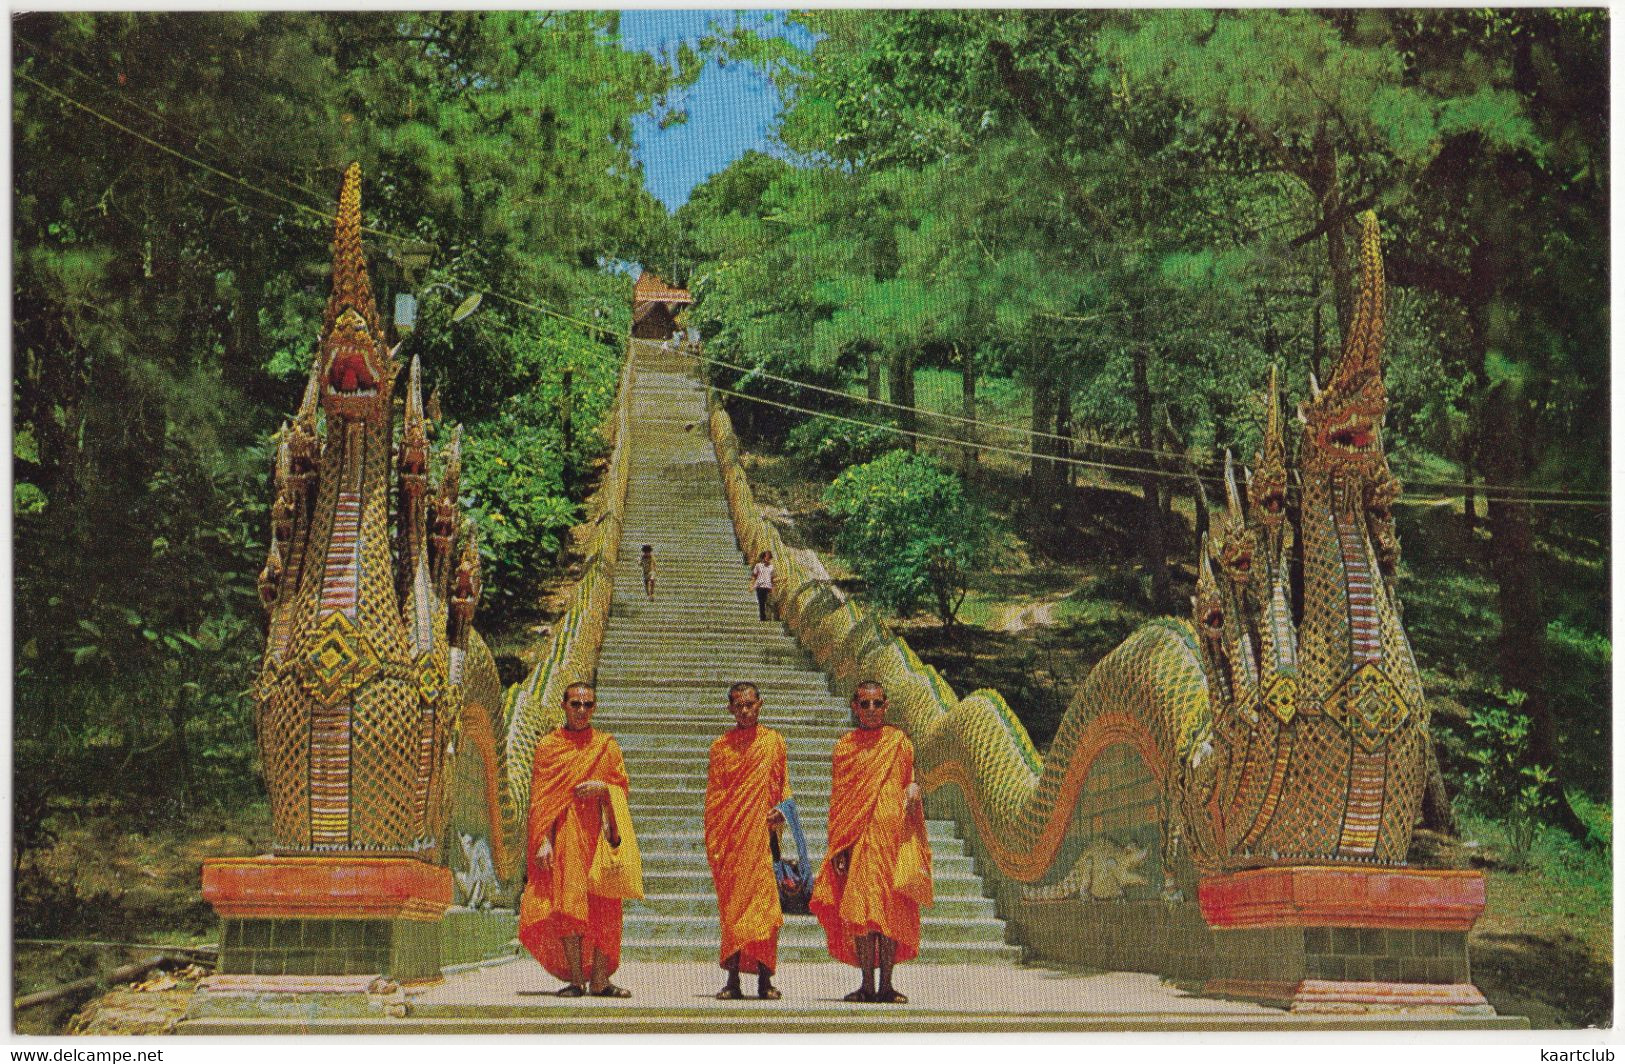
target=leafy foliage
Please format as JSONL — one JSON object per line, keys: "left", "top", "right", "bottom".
{"left": 1462, "top": 690, "right": 1558, "bottom": 863}
{"left": 783, "top": 412, "right": 898, "bottom": 473}
{"left": 824, "top": 451, "right": 992, "bottom": 627}
{"left": 12, "top": 12, "right": 668, "bottom": 861}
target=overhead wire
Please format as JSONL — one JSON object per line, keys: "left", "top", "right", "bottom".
{"left": 20, "top": 64, "right": 1607, "bottom": 510}
{"left": 703, "top": 378, "right": 1607, "bottom": 508}
{"left": 14, "top": 34, "right": 335, "bottom": 212}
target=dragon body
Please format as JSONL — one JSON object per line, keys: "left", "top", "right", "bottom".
{"left": 711, "top": 214, "right": 1430, "bottom": 921}
{"left": 914, "top": 213, "right": 1426, "bottom": 887}
{"left": 253, "top": 165, "right": 509, "bottom": 878}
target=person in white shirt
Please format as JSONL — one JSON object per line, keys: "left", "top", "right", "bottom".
{"left": 750, "top": 550, "right": 775, "bottom": 621}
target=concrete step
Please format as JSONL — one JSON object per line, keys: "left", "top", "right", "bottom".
{"left": 627, "top": 893, "right": 998, "bottom": 921}
{"left": 600, "top": 693, "right": 840, "bottom": 715}
{"left": 630, "top": 827, "right": 966, "bottom": 856}
{"left": 613, "top": 731, "right": 848, "bottom": 752}
{"left": 627, "top": 787, "right": 836, "bottom": 811}
{"left": 635, "top": 851, "right": 981, "bottom": 880}
{"left": 636, "top": 867, "right": 991, "bottom": 897}
{"left": 628, "top": 813, "right": 961, "bottom": 839}
{"left": 618, "top": 940, "right": 1020, "bottom": 965}
{"left": 594, "top": 672, "right": 834, "bottom": 693}
{"left": 620, "top": 913, "right": 1009, "bottom": 946}
{"left": 607, "top": 729, "right": 848, "bottom": 749}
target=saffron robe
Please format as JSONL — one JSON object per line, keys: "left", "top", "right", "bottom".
{"left": 810, "top": 725, "right": 933, "bottom": 967}
{"left": 517, "top": 726, "right": 630, "bottom": 981}
{"left": 704, "top": 724, "right": 789, "bottom": 973}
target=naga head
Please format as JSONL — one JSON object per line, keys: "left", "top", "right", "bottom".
{"left": 1210, "top": 451, "right": 1254, "bottom": 589}
{"left": 399, "top": 355, "right": 431, "bottom": 499}
{"left": 1302, "top": 212, "right": 1388, "bottom": 479}
{"left": 1248, "top": 365, "right": 1289, "bottom": 544}
{"left": 319, "top": 164, "right": 395, "bottom": 423}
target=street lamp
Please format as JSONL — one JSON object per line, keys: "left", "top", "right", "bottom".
{"left": 394, "top": 282, "right": 482, "bottom": 337}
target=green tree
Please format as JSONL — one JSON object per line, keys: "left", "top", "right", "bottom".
{"left": 824, "top": 450, "right": 992, "bottom": 629}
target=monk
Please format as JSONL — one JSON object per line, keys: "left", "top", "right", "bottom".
{"left": 810, "top": 681, "right": 933, "bottom": 1004}
{"left": 704, "top": 682, "right": 790, "bottom": 1000}
{"left": 517, "top": 681, "right": 633, "bottom": 997}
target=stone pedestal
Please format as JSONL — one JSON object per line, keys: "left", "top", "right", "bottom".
{"left": 202, "top": 856, "right": 453, "bottom": 983}
{"left": 1197, "top": 865, "right": 1491, "bottom": 1014}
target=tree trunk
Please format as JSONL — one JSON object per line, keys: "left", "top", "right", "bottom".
{"left": 1477, "top": 338, "right": 1589, "bottom": 839}
{"left": 1310, "top": 302, "right": 1325, "bottom": 385}
{"left": 1028, "top": 371, "right": 1061, "bottom": 546}
{"left": 888, "top": 346, "right": 915, "bottom": 451}
{"left": 1312, "top": 124, "right": 1354, "bottom": 341}
{"left": 866, "top": 349, "right": 884, "bottom": 403}
{"left": 1131, "top": 344, "right": 1172, "bottom": 611}
{"left": 1460, "top": 426, "right": 1478, "bottom": 534}
{"left": 169, "top": 685, "right": 192, "bottom": 807}
{"left": 1420, "top": 739, "right": 1460, "bottom": 837}
{"left": 1055, "top": 362, "right": 1074, "bottom": 491}
{"left": 958, "top": 342, "right": 977, "bottom": 478}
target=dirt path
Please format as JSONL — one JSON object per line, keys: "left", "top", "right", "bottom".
{"left": 994, "top": 595, "right": 1064, "bottom": 633}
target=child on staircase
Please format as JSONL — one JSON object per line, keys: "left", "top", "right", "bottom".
{"left": 640, "top": 545, "right": 656, "bottom": 600}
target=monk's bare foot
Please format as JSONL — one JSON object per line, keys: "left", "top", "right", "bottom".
{"left": 555, "top": 983, "right": 586, "bottom": 997}
{"left": 843, "top": 988, "right": 873, "bottom": 1003}
{"left": 590, "top": 983, "right": 632, "bottom": 998}
{"left": 874, "top": 988, "right": 907, "bottom": 1004}
{"left": 759, "top": 985, "right": 781, "bottom": 1000}
{"left": 716, "top": 986, "right": 745, "bottom": 1000}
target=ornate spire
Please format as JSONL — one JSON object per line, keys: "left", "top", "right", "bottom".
{"left": 1248, "top": 365, "right": 1288, "bottom": 533}
{"left": 1328, "top": 212, "right": 1385, "bottom": 401}
{"left": 323, "top": 163, "right": 384, "bottom": 342}
{"left": 319, "top": 163, "right": 393, "bottom": 420}
{"left": 1223, "top": 450, "right": 1244, "bottom": 524}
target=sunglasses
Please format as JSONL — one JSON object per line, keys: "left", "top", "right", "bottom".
{"left": 567, "top": 700, "right": 595, "bottom": 709}
{"left": 853, "top": 698, "right": 885, "bottom": 709}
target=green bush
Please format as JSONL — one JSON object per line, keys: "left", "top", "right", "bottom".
{"left": 1462, "top": 688, "right": 1557, "bottom": 865}
{"left": 784, "top": 413, "right": 898, "bottom": 472}
{"left": 457, "top": 318, "right": 621, "bottom": 618}
{"left": 823, "top": 449, "right": 991, "bottom": 627}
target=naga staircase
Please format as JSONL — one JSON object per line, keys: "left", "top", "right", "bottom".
{"left": 187, "top": 172, "right": 1519, "bottom": 1030}
{"left": 603, "top": 340, "right": 1016, "bottom": 964}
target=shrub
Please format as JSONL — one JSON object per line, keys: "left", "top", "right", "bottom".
{"left": 784, "top": 413, "right": 898, "bottom": 472}
{"left": 823, "top": 450, "right": 991, "bottom": 628}
{"left": 1462, "top": 688, "right": 1557, "bottom": 865}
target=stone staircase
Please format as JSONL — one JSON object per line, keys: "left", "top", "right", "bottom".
{"left": 598, "top": 341, "right": 1017, "bottom": 964}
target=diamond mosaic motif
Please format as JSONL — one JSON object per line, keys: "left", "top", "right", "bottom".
{"left": 1325, "top": 662, "right": 1409, "bottom": 752}
{"left": 1262, "top": 675, "right": 1297, "bottom": 724}
{"left": 417, "top": 654, "right": 443, "bottom": 705}
{"left": 299, "top": 611, "right": 381, "bottom": 706}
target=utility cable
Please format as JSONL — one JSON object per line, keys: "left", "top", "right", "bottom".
{"left": 705, "top": 380, "right": 1608, "bottom": 508}
{"left": 20, "top": 67, "right": 1606, "bottom": 506}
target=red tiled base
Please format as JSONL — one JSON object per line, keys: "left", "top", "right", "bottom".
{"left": 202, "top": 855, "right": 452, "bottom": 921}
{"left": 1206, "top": 978, "right": 1491, "bottom": 1014}
{"left": 1199, "top": 865, "right": 1485, "bottom": 931}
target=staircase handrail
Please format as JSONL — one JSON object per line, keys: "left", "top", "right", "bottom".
{"left": 498, "top": 345, "right": 637, "bottom": 876}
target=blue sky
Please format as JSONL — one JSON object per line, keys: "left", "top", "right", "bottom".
{"left": 619, "top": 11, "right": 813, "bottom": 211}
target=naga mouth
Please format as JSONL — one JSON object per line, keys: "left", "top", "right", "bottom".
{"left": 326, "top": 348, "right": 379, "bottom": 397}
{"left": 1329, "top": 425, "right": 1374, "bottom": 450}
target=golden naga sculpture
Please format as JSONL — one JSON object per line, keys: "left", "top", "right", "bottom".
{"left": 254, "top": 164, "right": 507, "bottom": 867}
{"left": 712, "top": 213, "right": 1430, "bottom": 897}
{"left": 935, "top": 211, "right": 1426, "bottom": 879}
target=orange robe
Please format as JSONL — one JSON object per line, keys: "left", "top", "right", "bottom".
{"left": 810, "top": 725, "right": 933, "bottom": 967}
{"left": 517, "top": 726, "right": 630, "bottom": 982}
{"left": 704, "top": 725, "right": 789, "bottom": 973}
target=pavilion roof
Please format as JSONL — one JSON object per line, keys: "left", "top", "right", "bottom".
{"left": 633, "top": 271, "right": 692, "bottom": 306}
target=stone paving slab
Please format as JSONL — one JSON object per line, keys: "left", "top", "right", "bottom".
{"left": 180, "top": 954, "right": 1526, "bottom": 1033}
{"left": 415, "top": 955, "right": 1280, "bottom": 1017}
